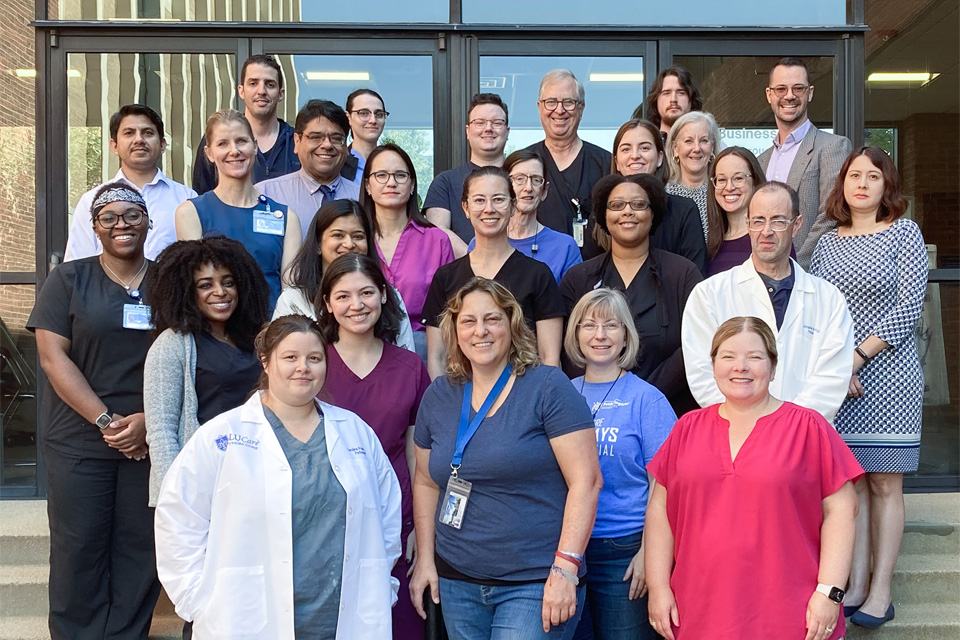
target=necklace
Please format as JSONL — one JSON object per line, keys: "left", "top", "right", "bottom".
{"left": 580, "top": 369, "right": 624, "bottom": 419}
{"left": 101, "top": 258, "right": 146, "bottom": 291}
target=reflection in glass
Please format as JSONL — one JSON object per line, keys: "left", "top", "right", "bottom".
{"left": 479, "top": 56, "right": 644, "bottom": 156}
{"left": 1, "top": 286, "right": 38, "bottom": 493}
{"left": 54, "top": 0, "right": 447, "bottom": 23}
{"left": 274, "top": 54, "right": 435, "bottom": 192}
{"left": 66, "top": 53, "right": 236, "bottom": 228}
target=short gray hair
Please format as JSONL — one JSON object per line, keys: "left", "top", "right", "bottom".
{"left": 665, "top": 111, "right": 723, "bottom": 183}
{"left": 563, "top": 288, "right": 640, "bottom": 370}
{"left": 538, "top": 69, "right": 585, "bottom": 103}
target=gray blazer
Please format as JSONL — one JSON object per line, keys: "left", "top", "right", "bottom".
{"left": 759, "top": 123, "right": 852, "bottom": 268}
{"left": 143, "top": 329, "right": 199, "bottom": 507}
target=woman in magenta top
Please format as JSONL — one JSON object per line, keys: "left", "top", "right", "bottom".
{"left": 360, "top": 143, "right": 455, "bottom": 360}
{"left": 318, "top": 252, "right": 431, "bottom": 640}
{"left": 644, "top": 317, "right": 862, "bottom": 640}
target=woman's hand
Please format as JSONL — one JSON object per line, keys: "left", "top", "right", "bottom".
{"left": 623, "top": 547, "right": 647, "bottom": 599}
{"left": 805, "top": 591, "right": 840, "bottom": 640}
{"left": 647, "top": 585, "right": 680, "bottom": 640}
{"left": 102, "top": 412, "right": 148, "bottom": 459}
{"left": 409, "top": 555, "right": 439, "bottom": 620}
{"left": 847, "top": 373, "right": 864, "bottom": 399}
{"left": 405, "top": 529, "right": 418, "bottom": 577}
{"left": 541, "top": 570, "right": 577, "bottom": 632}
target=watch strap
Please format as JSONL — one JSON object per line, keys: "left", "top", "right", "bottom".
{"left": 816, "top": 583, "right": 844, "bottom": 603}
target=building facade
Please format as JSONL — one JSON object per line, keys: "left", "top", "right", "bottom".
{"left": 0, "top": 0, "right": 957, "bottom": 496}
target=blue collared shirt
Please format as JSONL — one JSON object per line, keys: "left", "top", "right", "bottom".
{"left": 256, "top": 169, "right": 361, "bottom": 241}
{"left": 765, "top": 118, "right": 813, "bottom": 183}
{"left": 757, "top": 262, "right": 796, "bottom": 329}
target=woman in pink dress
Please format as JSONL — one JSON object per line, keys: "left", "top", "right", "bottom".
{"left": 644, "top": 316, "right": 862, "bottom": 640}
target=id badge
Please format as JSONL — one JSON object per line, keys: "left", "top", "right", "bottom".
{"left": 572, "top": 219, "right": 586, "bottom": 247}
{"left": 123, "top": 304, "right": 153, "bottom": 330}
{"left": 440, "top": 475, "right": 472, "bottom": 530}
{"left": 252, "top": 209, "right": 285, "bottom": 236}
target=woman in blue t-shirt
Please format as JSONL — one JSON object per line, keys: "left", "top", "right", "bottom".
{"left": 564, "top": 287, "right": 677, "bottom": 640}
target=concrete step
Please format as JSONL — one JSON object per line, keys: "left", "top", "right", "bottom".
{"left": 0, "top": 501, "right": 47, "bottom": 567}
{"left": 891, "top": 553, "right": 960, "bottom": 604}
{"left": 0, "top": 614, "right": 184, "bottom": 640}
{"left": 845, "top": 602, "right": 960, "bottom": 640}
{"left": 901, "top": 521, "right": 959, "bottom": 556}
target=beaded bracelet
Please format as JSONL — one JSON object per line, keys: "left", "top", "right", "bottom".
{"left": 551, "top": 564, "right": 579, "bottom": 586}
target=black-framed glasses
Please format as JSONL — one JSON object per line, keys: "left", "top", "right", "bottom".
{"left": 303, "top": 132, "right": 347, "bottom": 147}
{"left": 748, "top": 217, "right": 796, "bottom": 231}
{"left": 370, "top": 170, "right": 411, "bottom": 184}
{"left": 711, "top": 173, "right": 753, "bottom": 190}
{"left": 468, "top": 118, "right": 507, "bottom": 129}
{"left": 94, "top": 210, "right": 145, "bottom": 228}
{"left": 509, "top": 174, "right": 545, "bottom": 187}
{"left": 768, "top": 84, "right": 810, "bottom": 98}
{"left": 539, "top": 98, "right": 580, "bottom": 112}
{"left": 607, "top": 199, "right": 650, "bottom": 212}
{"left": 349, "top": 109, "right": 389, "bottom": 121}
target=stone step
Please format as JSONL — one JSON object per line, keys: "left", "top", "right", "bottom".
{"left": 846, "top": 602, "right": 960, "bottom": 640}
{"left": 0, "top": 614, "right": 184, "bottom": 640}
{"left": 0, "top": 564, "right": 176, "bottom": 618}
{"left": 0, "top": 533, "right": 47, "bottom": 567}
{"left": 901, "top": 520, "right": 959, "bottom": 556}
{"left": 892, "top": 553, "right": 960, "bottom": 604}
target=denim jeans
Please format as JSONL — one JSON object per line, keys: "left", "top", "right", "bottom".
{"left": 439, "top": 577, "right": 586, "bottom": 640}
{"left": 572, "top": 531, "right": 658, "bottom": 640}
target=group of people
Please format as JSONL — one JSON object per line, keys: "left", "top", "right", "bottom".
{"left": 31, "top": 53, "right": 929, "bottom": 640}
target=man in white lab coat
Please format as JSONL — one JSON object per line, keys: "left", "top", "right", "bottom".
{"left": 681, "top": 181, "right": 853, "bottom": 422}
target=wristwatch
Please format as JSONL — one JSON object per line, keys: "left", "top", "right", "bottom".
{"left": 816, "top": 583, "right": 845, "bottom": 604}
{"left": 95, "top": 411, "right": 112, "bottom": 430}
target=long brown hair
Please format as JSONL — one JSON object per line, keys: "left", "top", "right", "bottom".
{"left": 706, "top": 147, "right": 766, "bottom": 259}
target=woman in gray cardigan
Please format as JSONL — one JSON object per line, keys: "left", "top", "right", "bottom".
{"left": 144, "top": 237, "right": 270, "bottom": 506}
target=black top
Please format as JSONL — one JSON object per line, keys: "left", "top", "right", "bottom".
{"left": 194, "top": 331, "right": 261, "bottom": 424}
{"left": 525, "top": 140, "right": 611, "bottom": 257}
{"left": 27, "top": 257, "right": 155, "bottom": 459}
{"left": 422, "top": 161, "right": 481, "bottom": 243}
{"left": 757, "top": 263, "right": 796, "bottom": 330}
{"left": 652, "top": 194, "right": 708, "bottom": 275}
{"left": 421, "top": 251, "right": 566, "bottom": 330}
{"left": 192, "top": 118, "right": 301, "bottom": 195}
{"left": 560, "top": 248, "right": 702, "bottom": 416}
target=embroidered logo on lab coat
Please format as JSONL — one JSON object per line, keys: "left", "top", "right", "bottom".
{"left": 215, "top": 434, "right": 260, "bottom": 451}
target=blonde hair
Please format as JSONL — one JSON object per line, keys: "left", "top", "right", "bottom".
{"left": 204, "top": 108, "right": 255, "bottom": 145}
{"left": 438, "top": 278, "right": 539, "bottom": 382}
{"left": 665, "top": 110, "right": 722, "bottom": 183}
{"left": 564, "top": 288, "right": 640, "bottom": 370}
{"left": 709, "top": 316, "right": 778, "bottom": 370}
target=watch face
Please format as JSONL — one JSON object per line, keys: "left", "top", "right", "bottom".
{"left": 96, "top": 413, "right": 112, "bottom": 429}
{"left": 829, "top": 587, "right": 845, "bottom": 603}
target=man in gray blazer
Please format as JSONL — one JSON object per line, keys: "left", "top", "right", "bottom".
{"left": 759, "top": 57, "right": 852, "bottom": 268}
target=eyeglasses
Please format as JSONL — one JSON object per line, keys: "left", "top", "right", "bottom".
{"left": 747, "top": 217, "right": 796, "bottom": 231}
{"left": 577, "top": 321, "right": 624, "bottom": 334}
{"left": 607, "top": 199, "right": 650, "bottom": 212}
{"left": 468, "top": 118, "right": 507, "bottom": 129}
{"left": 349, "top": 109, "right": 389, "bottom": 121}
{"left": 94, "top": 210, "right": 145, "bottom": 228}
{"left": 711, "top": 173, "right": 753, "bottom": 190}
{"left": 467, "top": 195, "right": 511, "bottom": 210}
{"left": 509, "top": 174, "right": 545, "bottom": 187}
{"left": 303, "top": 132, "right": 347, "bottom": 147}
{"left": 768, "top": 84, "right": 810, "bottom": 98}
{"left": 539, "top": 98, "right": 580, "bottom": 112}
{"left": 370, "top": 170, "right": 411, "bottom": 184}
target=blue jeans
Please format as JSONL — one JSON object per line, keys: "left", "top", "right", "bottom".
{"left": 572, "top": 532, "right": 658, "bottom": 640}
{"left": 439, "top": 577, "right": 586, "bottom": 640}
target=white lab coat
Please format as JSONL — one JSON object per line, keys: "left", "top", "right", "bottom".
{"left": 155, "top": 392, "right": 402, "bottom": 640}
{"left": 681, "top": 256, "right": 854, "bottom": 422}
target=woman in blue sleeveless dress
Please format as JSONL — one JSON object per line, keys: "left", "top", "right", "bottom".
{"left": 175, "top": 109, "right": 302, "bottom": 310}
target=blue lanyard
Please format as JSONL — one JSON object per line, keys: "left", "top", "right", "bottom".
{"left": 451, "top": 364, "right": 512, "bottom": 474}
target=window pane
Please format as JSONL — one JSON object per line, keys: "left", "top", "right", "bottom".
{"left": 1, "top": 286, "right": 38, "bottom": 494}
{"left": 274, "top": 54, "right": 435, "bottom": 193}
{"left": 673, "top": 56, "right": 835, "bottom": 158}
{"left": 0, "top": 0, "right": 37, "bottom": 272}
{"left": 54, "top": 0, "right": 448, "bottom": 23}
{"left": 917, "top": 280, "right": 959, "bottom": 477}
{"left": 479, "top": 56, "right": 644, "bottom": 157}
{"left": 463, "top": 1, "right": 845, "bottom": 26}
{"left": 67, "top": 53, "right": 235, "bottom": 228}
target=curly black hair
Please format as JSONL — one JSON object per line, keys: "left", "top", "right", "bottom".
{"left": 147, "top": 237, "right": 270, "bottom": 351}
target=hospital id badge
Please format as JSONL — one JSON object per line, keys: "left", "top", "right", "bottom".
{"left": 440, "top": 475, "right": 472, "bottom": 530}
{"left": 122, "top": 304, "right": 153, "bottom": 330}
{"left": 572, "top": 218, "right": 587, "bottom": 247}
{"left": 252, "top": 209, "right": 284, "bottom": 236}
